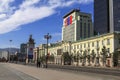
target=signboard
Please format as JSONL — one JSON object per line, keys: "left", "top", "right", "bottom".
{"left": 28, "top": 45, "right": 34, "bottom": 59}
{"left": 65, "top": 15, "right": 72, "bottom": 26}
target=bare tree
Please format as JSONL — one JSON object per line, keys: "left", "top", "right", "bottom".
{"left": 101, "top": 46, "right": 107, "bottom": 67}
{"left": 91, "top": 50, "right": 96, "bottom": 63}
{"left": 82, "top": 50, "right": 87, "bottom": 66}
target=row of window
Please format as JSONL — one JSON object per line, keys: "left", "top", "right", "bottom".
{"left": 73, "top": 39, "right": 110, "bottom": 49}
{"left": 63, "top": 39, "right": 111, "bottom": 51}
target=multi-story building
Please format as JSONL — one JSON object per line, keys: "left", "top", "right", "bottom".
{"left": 0, "top": 51, "right": 8, "bottom": 61}
{"left": 20, "top": 43, "right": 27, "bottom": 54}
{"left": 62, "top": 9, "right": 93, "bottom": 42}
{"left": 33, "top": 47, "right": 39, "bottom": 63}
{"left": 33, "top": 44, "right": 46, "bottom": 63}
{"left": 19, "top": 43, "right": 27, "bottom": 61}
{"left": 26, "top": 35, "right": 35, "bottom": 63}
{"left": 48, "top": 32, "right": 120, "bottom": 67}
{"left": 20, "top": 35, "right": 35, "bottom": 63}
{"left": 94, "top": 0, "right": 120, "bottom": 35}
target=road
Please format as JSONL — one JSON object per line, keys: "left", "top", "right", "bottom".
{"left": 0, "top": 63, "right": 120, "bottom": 80}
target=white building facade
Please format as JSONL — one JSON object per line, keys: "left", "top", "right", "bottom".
{"left": 0, "top": 51, "right": 8, "bottom": 61}
{"left": 48, "top": 32, "right": 120, "bottom": 67}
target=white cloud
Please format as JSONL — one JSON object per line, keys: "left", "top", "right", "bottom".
{"left": 48, "top": 0, "right": 93, "bottom": 8}
{"left": 20, "top": 0, "right": 40, "bottom": 8}
{"left": 0, "top": 14, "right": 6, "bottom": 19}
{"left": 0, "top": 0, "right": 93, "bottom": 34}
{"left": 0, "top": 6, "right": 55, "bottom": 34}
{"left": 0, "top": 0, "right": 15, "bottom": 13}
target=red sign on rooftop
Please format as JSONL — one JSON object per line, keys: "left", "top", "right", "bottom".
{"left": 64, "top": 15, "right": 72, "bottom": 27}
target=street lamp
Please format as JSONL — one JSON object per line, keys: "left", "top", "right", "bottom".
{"left": 44, "top": 33, "right": 52, "bottom": 68}
{"left": 9, "top": 40, "right": 12, "bottom": 62}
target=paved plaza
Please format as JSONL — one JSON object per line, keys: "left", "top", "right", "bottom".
{"left": 0, "top": 63, "right": 120, "bottom": 80}
{"left": 0, "top": 63, "right": 38, "bottom": 80}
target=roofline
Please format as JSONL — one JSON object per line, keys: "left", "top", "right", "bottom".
{"left": 63, "top": 9, "right": 80, "bottom": 18}
{"left": 73, "top": 32, "right": 120, "bottom": 44}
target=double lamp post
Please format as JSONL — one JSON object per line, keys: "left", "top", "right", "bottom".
{"left": 44, "top": 33, "right": 52, "bottom": 68}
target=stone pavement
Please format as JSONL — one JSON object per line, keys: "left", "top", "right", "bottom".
{"left": 6, "top": 63, "right": 120, "bottom": 80}
{"left": 0, "top": 63, "right": 39, "bottom": 80}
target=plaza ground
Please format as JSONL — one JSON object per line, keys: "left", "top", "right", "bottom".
{"left": 0, "top": 63, "right": 120, "bottom": 80}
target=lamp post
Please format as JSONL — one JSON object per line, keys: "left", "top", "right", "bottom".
{"left": 9, "top": 40, "right": 12, "bottom": 62}
{"left": 24, "top": 46, "right": 27, "bottom": 64}
{"left": 44, "top": 33, "right": 52, "bottom": 68}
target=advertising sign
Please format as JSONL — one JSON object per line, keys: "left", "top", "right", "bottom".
{"left": 28, "top": 46, "right": 34, "bottom": 59}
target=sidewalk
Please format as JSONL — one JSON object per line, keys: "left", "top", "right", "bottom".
{"left": 7, "top": 63, "right": 120, "bottom": 80}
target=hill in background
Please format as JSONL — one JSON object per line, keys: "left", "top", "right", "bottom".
{"left": 0, "top": 48, "right": 20, "bottom": 54}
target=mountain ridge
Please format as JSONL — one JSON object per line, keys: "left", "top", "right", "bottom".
{"left": 0, "top": 48, "right": 20, "bottom": 54}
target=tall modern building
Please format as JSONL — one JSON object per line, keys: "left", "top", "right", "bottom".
{"left": 20, "top": 43, "right": 27, "bottom": 54}
{"left": 94, "top": 0, "right": 120, "bottom": 34}
{"left": 62, "top": 9, "right": 93, "bottom": 42}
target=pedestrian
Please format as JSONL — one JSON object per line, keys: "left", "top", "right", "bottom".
{"left": 37, "top": 58, "right": 41, "bottom": 68}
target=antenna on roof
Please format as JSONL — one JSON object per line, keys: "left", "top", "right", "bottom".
{"left": 76, "top": 7, "right": 80, "bottom": 11}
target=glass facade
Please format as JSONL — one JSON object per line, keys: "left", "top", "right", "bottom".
{"left": 94, "top": 0, "right": 109, "bottom": 34}
{"left": 113, "top": 0, "right": 120, "bottom": 31}
{"left": 94, "top": 0, "right": 120, "bottom": 34}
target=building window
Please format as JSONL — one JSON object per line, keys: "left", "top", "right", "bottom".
{"left": 97, "top": 41, "right": 99, "bottom": 47}
{"left": 107, "top": 39, "right": 110, "bottom": 45}
{"left": 65, "top": 46, "right": 66, "bottom": 51}
{"left": 80, "top": 22, "right": 82, "bottom": 39}
{"left": 84, "top": 23, "right": 86, "bottom": 38}
{"left": 88, "top": 23, "right": 90, "bottom": 37}
{"left": 107, "top": 48, "right": 110, "bottom": 56}
{"left": 88, "top": 42, "right": 90, "bottom": 47}
{"left": 107, "top": 48, "right": 110, "bottom": 53}
{"left": 102, "top": 40, "right": 104, "bottom": 46}
{"left": 74, "top": 45, "right": 76, "bottom": 49}
{"left": 81, "top": 44, "right": 82, "bottom": 48}
{"left": 84, "top": 43, "right": 86, "bottom": 48}
{"left": 92, "top": 42, "right": 94, "bottom": 47}
{"left": 80, "top": 19, "right": 82, "bottom": 21}
{"left": 77, "top": 45, "right": 79, "bottom": 49}
{"left": 80, "top": 15, "right": 82, "bottom": 18}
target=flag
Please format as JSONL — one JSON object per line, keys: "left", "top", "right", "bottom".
{"left": 64, "top": 15, "right": 72, "bottom": 27}
{"left": 70, "top": 15, "right": 72, "bottom": 24}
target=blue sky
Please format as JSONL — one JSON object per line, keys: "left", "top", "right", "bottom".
{"left": 0, "top": 0, "right": 93, "bottom": 48}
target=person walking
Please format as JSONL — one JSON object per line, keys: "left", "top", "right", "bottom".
{"left": 37, "top": 58, "right": 41, "bottom": 68}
